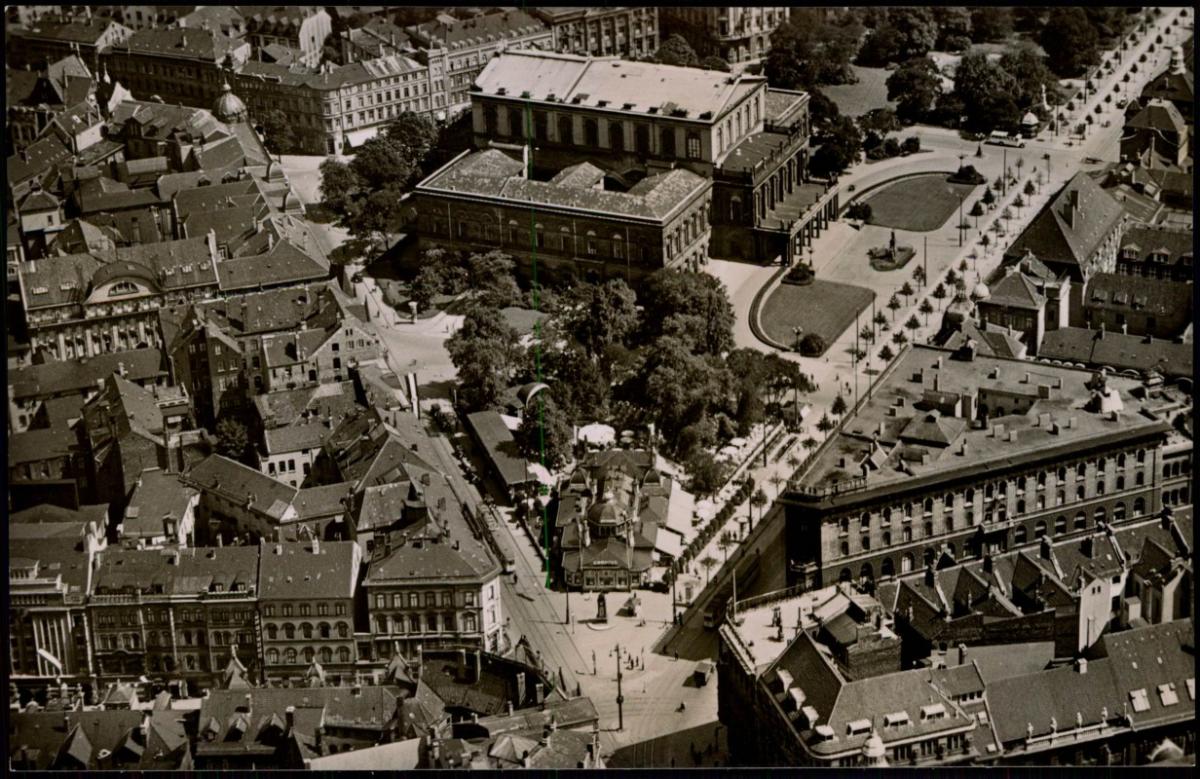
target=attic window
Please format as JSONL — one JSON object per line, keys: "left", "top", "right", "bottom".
{"left": 164, "top": 267, "right": 175, "bottom": 275}
{"left": 920, "top": 703, "right": 946, "bottom": 720}
{"left": 1158, "top": 682, "right": 1179, "bottom": 707}
{"left": 846, "top": 719, "right": 872, "bottom": 736}
{"left": 60, "top": 282, "right": 76, "bottom": 291}
{"left": 32, "top": 286, "right": 49, "bottom": 295}
{"left": 884, "top": 711, "right": 910, "bottom": 728}
{"left": 182, "top": 264, "right": 193, "bottom": 273}
{"left": 1129, "top": 688, "right": 1151, "bottom": 712}
{"left": 647, "top": 106, "right": 659, "bottom": 114}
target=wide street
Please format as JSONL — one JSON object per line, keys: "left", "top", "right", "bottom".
{"left": 271, "top": 7, "right": 1189, "bottom": 762}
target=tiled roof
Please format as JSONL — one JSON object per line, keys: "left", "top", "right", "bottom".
{"left": 7, "top": 134, "right": 72, "bottom": 187}
{"left": 292, "top": 482, "right": 355, "bottom": 520}
{"left": 9, "top": 424, "right": 78, "bottom": 466}
{"left": 16, "top": 18, "right": 123, "bottom": 45}
{"left": 123, "top": 468, "right": 198, "bottom": 539}
{"left": 9, "top": 531, "right": 93, "bottom": 594}
{"left": 1125, "top": 98, "right": 1187, "bottom": 134}
{"left": 10, "top": 503, "right": 108, "bottom": 528}
{"left": 185, "top": 454, "right": 298, "bottom": 520}
{"left": 1120, "top": 225, "right": 1193, "bottom": 265}
{"left": 410, "top": 9, "right": 546, "bottom": 48}
{"left": 1006, "top": 172, "right": 1125, "bottom": 271}
{"left": 986, "top": 270, "right": 1046, "bottom": 310}
{"left": 9, "top": 710, "right": 190, "bottom": 770}
{"left": 47, "top": 218, "right": 122, "bottom": 256}
{"left": 1085, "top": 273, "right": 1192, "bottom": 318}
{"left": 367, "top": 516, "right": 500, "bottom": 582}
{"left": 475, "top": 49, "right": 763, "bottom": 121}
{"left": 93, "top": 546, "right": 261, "bottom": 595}
{"left": 1038, "top": 327, "right": 1193, "bottom": 379}
{"left": 465, "top": 411, "right": 529, "bottom": 487}
{"left": 120, "top": 27, "right": 246, "bottom": 63}
{"left": 422, "top": 149, "right": 708, "bottom": 221}
{"left": 258, "top": 540, "right": 358, "bottom": 600}
{"left": 217, "top": 237, "right": 330, "bottom": 292}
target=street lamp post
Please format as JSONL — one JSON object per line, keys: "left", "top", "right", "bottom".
{"left": 958, "top": 194, "right": 964, "bottom": 247}
{"left": 615, "top": 644, "right": 625, "bottom": 731}
{"left": 1002, "top": 147, "right": 1008, "bottom": 196}
{"left": 792, "top": 326, "right": 803, "bottom": 353}
{"left": 565, "top": 584, "right": 571, "bottom": 626}
{"left": 671, "top": 561, "right": 678, "bottom": 625}
{"left": 1043, "top": 153, "right": 1051, "bottom": 187}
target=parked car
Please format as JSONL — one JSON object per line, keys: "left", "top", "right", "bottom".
{"left": 985, "top": 131, "right": 1026, "bottom": 148}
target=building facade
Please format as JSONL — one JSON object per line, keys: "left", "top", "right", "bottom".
{"left": 532, "top": 7, "right": 658, "bottom": 59}
{"left": 782, "top": 345, "right": 1180, "bottom": 594}
{"left": 409, "top": 149, "right": 712, "bottom": 287}
{"left": 257, "top": 539, "right": 361, "bottom": 685}
{"left": 103, "top": 28, "right": 252, "bottom": 109}
{"left": 662, "top": 8, "right": 790, "bottom": 65}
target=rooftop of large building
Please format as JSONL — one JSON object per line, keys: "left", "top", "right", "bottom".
{"left": 8, "top": 709, "right": 191, "bottom": 771}
{"left": 408, "top": 9, "right": 546, "bottom": 49}
{"left": 1119, "top": 223, "right": 1194, "bottom": 266}
{"left": 791, "top": 345, "right": 1171, "bottom": 501}
{"left": 1038, "top": 327, "right": 1193, "bottom": 381}
{"left": 257, "top": 539, "right": 358, "bottom": 600}
{"left": 1005, "top": 172, "right": 1125, "bottom": 272}
{"left": 116, "top": 26, "right": 247, "bottom": 62}
{"left": 419, "top": 149, "right": 709, "bottom": 222}
{"left": 92, "top": 545, "right": 261, "bottom": 596}
{"left": 474, "top": 49, "right": 764, "bottom": 122}
{"left": 184, "top": 454, "right": 298, "bottom": 521}
{"left": 122, "top": 468, "right": 199, "bottom": 540}
{"left": 14, "top": 17, "right": 125, "bottom": 44}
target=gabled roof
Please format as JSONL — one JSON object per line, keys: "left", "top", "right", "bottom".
{"left": 1006, "top": 172, "right": 1125, "bottom": 272}
{"left": 1038, "top": 327, "right": 1193, "bottom": 380}
{"left": 123, "top": 468, "right": 198, "bottom": 539}
{"left": 119, "top": 27, "right": 246, "bottom": 63}
{"left": 92, "top": 546, "right": 261, "bottom": 596}
{"left": 184, "top": 454, "right": 298, "bottom": 520}
{"left": 986, "top": 269, "right": 1046, "bottom": 310}
{"left": 258, "top": 540, "right": 358, "bottom": 600}
{"left": 1125, "top": 98, "right": 1188, "bottom": 134}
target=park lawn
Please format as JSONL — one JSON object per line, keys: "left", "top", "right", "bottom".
{"left": 864, "top": 174, "right": 979, "bottom": 232}
{"left": 822, "top": 65, "right": 896, "bottom": 118}
{"left": 762, "top": 280, "right": 875, "bottom": 356}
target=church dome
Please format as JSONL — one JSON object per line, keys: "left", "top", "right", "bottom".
{"left": 587, "top": 500, "right": 621, "bottom": 526}
{"left": 863, "top": 732, "right": 887, "bottom": 762}
{"left": 213, "top": 81, "right": 248, "bottom": 124}
{"left": 971, "top": 282, "right": 990, "bottom": 301}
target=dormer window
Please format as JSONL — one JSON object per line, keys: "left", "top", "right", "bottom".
{"left": 920, "top": 703, "right": 946, "bottom": 720}
{"left": 846, "top": 718, "right": 872, "bottom": 736}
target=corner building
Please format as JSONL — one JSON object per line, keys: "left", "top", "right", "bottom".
{"left": 782, "top": 343, "right": 1184, "bottom": 593}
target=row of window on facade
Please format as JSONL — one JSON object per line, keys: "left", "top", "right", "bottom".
{"left": 374, "top": 611, "right": 476, "bottom": 634}
{"left": 267, "top": 645, "right": 352, "bottom": 664}
{"left": 485, "top": 107, "right": 709, "bottom": 160}
{"left": 837, "top": 449, "right": 1154, "bottom": 535}
{"left": 373, "top": 590, "right": 475, "bottom": 609}
{"left": 441, "top": 218, "right": 651, "bottom": 263}
{"left": 263, "top": 621, "right": 351, "bottom": 640}
{"left": 838, "top": 498, "right": 1151, "bottom": 561}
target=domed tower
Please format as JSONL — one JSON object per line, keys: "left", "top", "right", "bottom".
{"left": 970, "top": 281, "right": 990, "bottom": 303}
{"left": 862, "top": 731, "right": 888, "bottom": 767}
{"left": 213, "top": 80, "right": 248, "bottom": 124}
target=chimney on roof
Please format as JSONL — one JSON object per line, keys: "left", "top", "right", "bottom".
{"left": 1074, "top": 658, "right": 1088, "bottom": 675}
{"left": 958, "top": 644, "right": 967, "bottom": 666}
{"left": 1081, "top": 536, "right": 1094, "bottom": 558}
{"left": 1039, "top": 536, "right": 1052, "bottom": 561}
{"left": 285, "top": 705, "right": 295, "bottom": 732}
{"left": 1121, "top": 322, "right": 1128, "bottom": 335}
{"left": 1161, "top": 506, "right": 1173, "bottom": 531}
{"left": 924, "top": 565, "right": 935, "bottom": 587}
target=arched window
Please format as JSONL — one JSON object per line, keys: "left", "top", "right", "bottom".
{"left": 534, "top": 110, "right": 548, "bottom": 141}
{"left": 840, "top": 517, "right": 850, "bottom": 534}
{"left": 508, "top": 108, "right": 524, "bottom": 139}
{"left": 609, "top": 122, "right": 624, "bottom": 150}
{"left": 686, "top": 132, "right": 701, "bottom": 159}
{"left": 285, "top": 648, "right": 297, "bottom": 664}
{"left": 1095, "top": 506, "right": 1107, "bottom": 525}
{"left": 924, "top": 498, "right": 934, "bottom": 515}
{"left": 1035, "top": 520, "right": 1048, "bottom": 539}
{"left": 660, "top": 127, "right": 676, "bottom": 157}
{"left": 901, "top": 553, "right": 915, "bottom": 574}
{"left": 612, "top": 233, "right": 623, "bottom": 259}
{"left": 1134, "top": 497, "right": 1145, "bottom": 515}
{"left": 1038, "top": 471, "right": 1047, "bottom": 487}
{"left": 267, "top": 648, "right": 279, "bottom": 664}
{"left": 1056, "top": 490, "right": 1065, "bottom": 506}
{"left": 1014, "top": 525, "right": 1027, "bottom": 545}
{"left": 1017, "top": 499, "right": 1026, "bottom": 514}
{"left": 966, "top": 488, "right": 975, "bottom": 504}
{"left": 1074, "top": 512, "right": 1087, "bottom": 530}
{"left": 1135, "top": 472, "right": 1144, "bottom": 486}
{"left": 1057, "top": 467, "right": 1067, "bottom": 482}
{"left": 1136, "top": 448, "right": 1146, "bottom": 464}
{"left": 883, "top": 508, "right": 892, "bottom": 524}
{"left": 338, "top": 622, "right": 350, "bottom": 639}
{"left": 557, "top": 115, "right": 573, "bottom": 144}
{"left": 1054, "top": 516, "right": 1067, "bottom": 534}
{"left": 883, "top": 531, "right": 892, "bottom": 547}
{"left": 584, "top": 118, "right": 599, "bottom": 147}
{"left": 303, "top": 647, "right": 315, "bottom": 663}
{"left": 1117, "top": 453, "right": 1127, "bottom": 468}
{"left": 1096, "top": 480, "right": 1105, "bottom": 495}
{"left": 338, "top": 647, "right": 351, "bottom": 663}
{"left": 924, "top": 521, "right": 934, "bottom": 539}
{"left": 861, "top": 511, "right": 871, "bottom": 526}
{"left": 840, "top": 541, "right": 849, "bottom": 557}
{"left": 1077, "top": 462, "right": 1087, "bottom": 478}
{"left": 267, "top": 624, "right": 278, "bottom": 640}
{"left": 318, "top": 622, "right": 331, "bottom": 639}
{"left": 881, "top": 558, "right": 895, "bottom": 577}
{"left": 283, "top": 623, "right": 295, "bottom": 639}
{"left": 319, "top": 647, "right": 333, "bottom": 664}
{"left": 1116, "top": 475, "right": 1125, "bottom": 491}
{"left": 300, "top": 623, "right": 312, "bottom": 639}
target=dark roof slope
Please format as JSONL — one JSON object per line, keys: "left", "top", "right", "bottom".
{"left": 258, "top": 540, "right": 358, "bottom": 600}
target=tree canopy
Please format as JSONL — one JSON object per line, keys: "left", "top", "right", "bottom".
{"left": 887, "top": 57, "right": 944, "bottom": 123}
{"left": 764, "top": 9, "right": 862, "bottom": 89}
{"left": 447, "top": 303, "right": 522, "bottom": 411}
{"left": 638, "top": 271, "right": 734, "bottom": 356}
{"left": 1041, "top": 8, "right": 1100, "bottom": 77}
{"left": 516, "top": 394, "right": 573, "bottom": 471}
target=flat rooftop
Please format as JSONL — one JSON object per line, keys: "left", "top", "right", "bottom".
{"left": 722, "top": 583, "right": 875, "bottom": 673}
{"left": 794, "top": 345, "right": 1171, "bottom": 498}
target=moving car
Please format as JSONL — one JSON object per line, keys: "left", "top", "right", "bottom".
{"left": 985, "top": 131, "right": 1026, "bottom": 148}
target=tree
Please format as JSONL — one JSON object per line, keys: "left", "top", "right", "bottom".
{"left": 905, "top": 314, "right": 922, "bottom": 333}
{"left": 1042, "top": 8, "right": 1099, "bottom": 77}
{"left": 934, "top": 6, "right": 973, "bottom": 48}
{"left": 559, "top": 279, "right": 639, "bottom": 362}
{"left": 954, "top": 52, "right": 1020, "bottom": 132}
{"left": 447, "top": 303, "right": 521, "bottom": 411}
{"left": 913, "top": 265, "right": 927, "bottom": 287}
{"left": 981, "top": 234, "right": 991, "bottom": 252}
{"left": 385, "top": 110, "right": 440, "bottom": 170}
{"left": 699, "top": 55, "right": 730, "bottom": 72}
{"left": 750, "top": 488, "right": 769, "bottom": 530}
{"left": 919, "top": 298, "right": 935, "bottom": 324}
{"left": 879, "top": 344, "right": 896, "bottom": 363}
{"left": 545, "top": 345, "right": 610, "bottom": 423}
{"left": 807, "top": 90, "right": 841, "bottom": 134}
{"left": 1013, "top": 193, "right": 1026, "bottom": 214}
{"left": 816, "top": 413, "right": 835, "bottom": 435}
{"left": 858, "top": 325, "right": 875, "bottom": 345}
{"left": 932, "top": 283, "right": 948, "bottom": 305}
{"left": 999, "top": 42, "right": 1060, "bottom": 112}
{"left": 639, "top": 271, "right": 734, "bottom": 356}
{"left": 810, "top": 115, "right": 864, "bottom": 177}
{"left": 409, "top": 265, "right": 444, "bottom": 311}
{"left": 770, "top": 473, "right": 786, "bottom": 498}
{"left": 892, "top": 330, "right": 909, "bottom": 346}
{"left": 959, "top": 259, "right": 969, "bottom": 273}
{"left": 655, "top": 34, "right": 699, "bottom": 67}
{"left": 971, "top": 7, "right": 1014, "bottom": 42}
{"left": 888, "top": 8, "right": 940, "bottom": 60}
{"left": 831, "top": 394, "right": 848, "bottom": 416}
{"left": 902, "top": 136, "right": 921, "bottom": 155}
{"left": 969, "top": 200, "right": 985, "bottom": 227}
{"left": 517, "top": 394, "right": 573, "bottom": 470}
{"left": 887, "top": 293, "right": 902, "bottom": 321}
{"left": 765, "top": 9, "right": 862, "bottom": 89}
{"left": 699, "top": 554, "right": 719, "bottom": 585}
{"left": 982, "top": 187, "right": 996, "bottom": 206}
{"left": 717, "top": 532, "right": 734, "bottom": 562}
{"left": 873, "top": 311, "right": 889, "bottom": 330}
{"left": 216, "top": 418, "right": 249, "bottom": 462}
{"left": 1024, "top": 179, "right": 1037, "bottom": 197}
{"left": 319, "top": 158, "right": 360, "bottom": 215}
{"left": 883, "top": 137, "right": 902, "bottom": 158}
{"left": 859, "top": 107, "right": 902, "bottom": 136}
{"left": 887, "top": 56, "right": 945, "bottom": 123}
{"left": 899, "top": 281, "right": 915, "bottom": 302}
{"left": 258, "top": 108, "right": 299, "bottom": 155}
{"left": 802, "top": 436, "right": 818, "bottom": 452}
{"left": 799, "top": 332, "right": 826, "bottom": 357}
{"left": 467, "top": 250, "right": 521, "bottom": 308}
